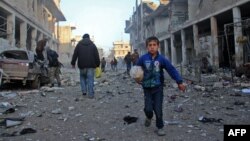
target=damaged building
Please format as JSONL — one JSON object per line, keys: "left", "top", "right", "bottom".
{"left": 0, "top": 0, "right": 66, "bottom": 52}
{"left": 125, "top": 0, "right": 250, "bottom": 73}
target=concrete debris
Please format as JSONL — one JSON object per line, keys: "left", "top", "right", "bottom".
{"left": 0, "top": 117, "right": 25, "bottom": 128}
{"left": 68, "top": 106, "right": 75, "bottom": 111}
{"left": 242, "top": 88, "right": 250, "bottom": 94}
{"left": 20, "top": 111, "right": 35, "bottom": 117}
{"left": 0, "top": 68, "right": 248, "bottom": 140}
{"left": 51, "top": 108, "right": 62, "bottom": 114}
{"left": 0, "top": 92, "right": 17, "bottom": 99}
{"left": 212, "top": 82, "right": 224, "bottom": 89}
{"left": 164, "top": 121, "right": 181, "bottom": 125}
{"left": 40, "top": 86, "right": 64, "bottom": 92}
{"left": 18, "top": 90, "right": 40, "bottom": 95}
{"left": 194, "top": 85, "right": 206, "bottom": 91}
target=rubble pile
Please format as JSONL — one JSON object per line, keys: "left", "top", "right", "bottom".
{"left": 0, "top": 68, "right": 249, "bottom": 141}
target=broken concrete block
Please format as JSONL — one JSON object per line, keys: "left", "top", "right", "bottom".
{"left": 194, "top": 85, "right": 206, "bottom": 91}
{"left": 213, "top": 82, "right": 224, "bottom": 89}
{"left": 52, "top": 108, "right": 62, "bottom": 114}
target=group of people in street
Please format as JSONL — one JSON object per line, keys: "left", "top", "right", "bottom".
{"left": 124, "top": 49, "right": 139, "bottom": 74}
{"left": 110, "top": 57, "right": 118, "bottom": 71}
{"left": 36, "top": 39, "right": 61, "bottom": 87}
{"left": 70, "top": 33, "right": 186, "bottom": 136}
{"left": 34, "top": 33, "right": 186, "bottom": 137}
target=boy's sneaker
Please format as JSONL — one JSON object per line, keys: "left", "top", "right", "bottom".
{"left": 82, "top": 93, "right": 87, "bottom": 96}
{"left": 156, "top": 128, "right": 166, "bottom": 136}
{"left": 144, "top": 118, "right": 151, "bottom": 127}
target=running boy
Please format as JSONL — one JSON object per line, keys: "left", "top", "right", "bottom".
{"left": 136, "top": 36, "right": 186, "bottom": 136}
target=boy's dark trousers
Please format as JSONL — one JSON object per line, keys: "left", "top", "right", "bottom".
{"left": 143, "top": 86, "right": 164, "bottom": 129}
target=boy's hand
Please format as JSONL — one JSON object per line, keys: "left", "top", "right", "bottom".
{"left": 134, "top": 78, "right": 142, "bottom": 84}
{"left": 178, "top": 83, "right": 186, "bottom": 92}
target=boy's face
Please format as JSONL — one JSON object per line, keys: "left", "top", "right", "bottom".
{"left": 147, "top": 40, "right": 159, "bottom": 54}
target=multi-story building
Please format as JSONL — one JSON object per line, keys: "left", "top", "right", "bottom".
{"left": 125, "top": 0, "right": 158, "bottom": 55}
{"left": 125, "top": 0, "right": 250, "bottom": 70}
{"left": 0, "top": 0, "right": 66, "bottom": 52}
{"left": 112, "top": 40, "right": 131, "bottom": 59}
{"left": 57, "top": 25, "right": 75, "bottom": 64}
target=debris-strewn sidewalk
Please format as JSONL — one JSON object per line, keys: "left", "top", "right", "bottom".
{"left": 0, "top": 68, "right": 249, "bottom": 141}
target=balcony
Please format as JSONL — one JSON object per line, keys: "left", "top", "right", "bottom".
{"left": 125, "top": 20, "right": 135, "bottom": 33}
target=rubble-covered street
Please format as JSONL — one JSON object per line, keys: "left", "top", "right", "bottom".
{"left": 0, "top": 68, "right": 250, "bottom": 141}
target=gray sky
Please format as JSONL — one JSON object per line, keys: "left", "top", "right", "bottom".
{"left": 61, "top": 0, "right": 138, "bottom": 51}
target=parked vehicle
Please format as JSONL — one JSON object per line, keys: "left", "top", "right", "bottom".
{"left": 0, "top": 49, "right": 49, "bottom": 89}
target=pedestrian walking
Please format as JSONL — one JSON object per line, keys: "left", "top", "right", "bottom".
{"left": 113, "top": 57, "right": 118, "bottom": 71}
{"left": 71, "top": 33, "right": 100, "bottom": 99}
{"left": 47, "top": 48, "right": 61, "bottom": 87}
{"left": 110, "top": 60, "right": 115, "bottom": 71}
{"left": 124, "top": 52, "right": 132, "bottom": 75}
{"left": 131, "top": 49, "right": 139, "bottom": 66}
{"left": 136, "top": 36, "right": 186, "bottom": 136}
{"left": 101, "top": 57, "right": 106, "bottom": 72}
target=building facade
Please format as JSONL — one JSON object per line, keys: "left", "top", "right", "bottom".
{"left": 112, "top": 41, "right": 131, "bottom": 59}
{"left": 57, "top": 25, "right": 75, "bottom": 64}
{"left": 125, "top": 0, "right": 158, "bottom": 55}
{"left": 0, "top": 0, "right": 65, "bottom": 52}
{"left": 125, "top": 0, "right": 250, "bottom": 70}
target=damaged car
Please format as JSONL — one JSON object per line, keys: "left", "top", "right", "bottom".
{"left": 0, "top": 49, "right": 49, "bottom": 89}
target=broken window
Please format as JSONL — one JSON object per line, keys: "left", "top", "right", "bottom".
{"left": 0, "top": 51, "right": 28, "bottom": 60}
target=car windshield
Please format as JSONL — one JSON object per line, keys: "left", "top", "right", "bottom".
{"left": 1, "top": 51, "right": 28, "bottom": 60}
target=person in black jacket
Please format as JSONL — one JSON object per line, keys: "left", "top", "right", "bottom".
{"left": 47, "top": 48, "right": 61, "bottom": 87}
{"left": 71, "top": 34, "right": 100, "bottom": 99}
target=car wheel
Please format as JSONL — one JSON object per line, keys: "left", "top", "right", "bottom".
{"left": 31, "top": 76, "right": 41, "bottom": 89}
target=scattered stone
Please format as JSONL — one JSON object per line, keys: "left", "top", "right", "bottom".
{"left": 240, "top": 83, "right": 250, "bottom": 88}
{"left": 164, "top": 121, "right": 181, "bottom": 125}
{"left": 234, "top": 101, "right": 245, "bottom": 106}
{"left": 0, "top": 92, "right": 17, "bottom": 99}
{"left": 52, "top": 108, "right": 62, "bottom": 114}
{"left": 68, "top": 106, "right": 75, "bottom": 111}
{"left": 40, "top": 92, "right": 46, "bottom": 97}
{"left": 201, "top": 133, "right": 207, "bottom": 137}
{"left": 242, "top": 88, "right": 250, "bottom": 94}
{"left": 213, "top": 82, "right": 224, "bottom": 89}
{"left": 174, "top": 106, "right": 184, "bottom": 113}
{"left": 0, "top": 117, "right": 25, "bottom": 128}
{"left": 75, "top": 113, "right": 82, "bottom": 117}
{"left": 194, "top": 85, "right": 206, "bottom": 91}
{"left": 205, "top": 87, "right": 213, "bottom": 93}
{"left": 18, "top": 90, "right": 40, "bottom": 95}
{"left": 20, "top": 111, "right": 35, "bottom": 117}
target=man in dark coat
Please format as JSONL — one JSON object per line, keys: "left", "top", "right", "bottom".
{"left": 124, "top": 52, "right": 132, "bottom": 75}
{"left": 71, "top": 34, "right": 100, "bottom": 99}
{"left": 47, "top": 48, "right": 61, "bottom": 87}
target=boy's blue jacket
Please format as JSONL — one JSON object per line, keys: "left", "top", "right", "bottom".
{"left": 137, "top": 52, "right": 183, "bottom": 88}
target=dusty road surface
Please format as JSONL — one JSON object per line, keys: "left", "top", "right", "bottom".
{"left": 0, "top": 68, "right": 250, "bottom": 141}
